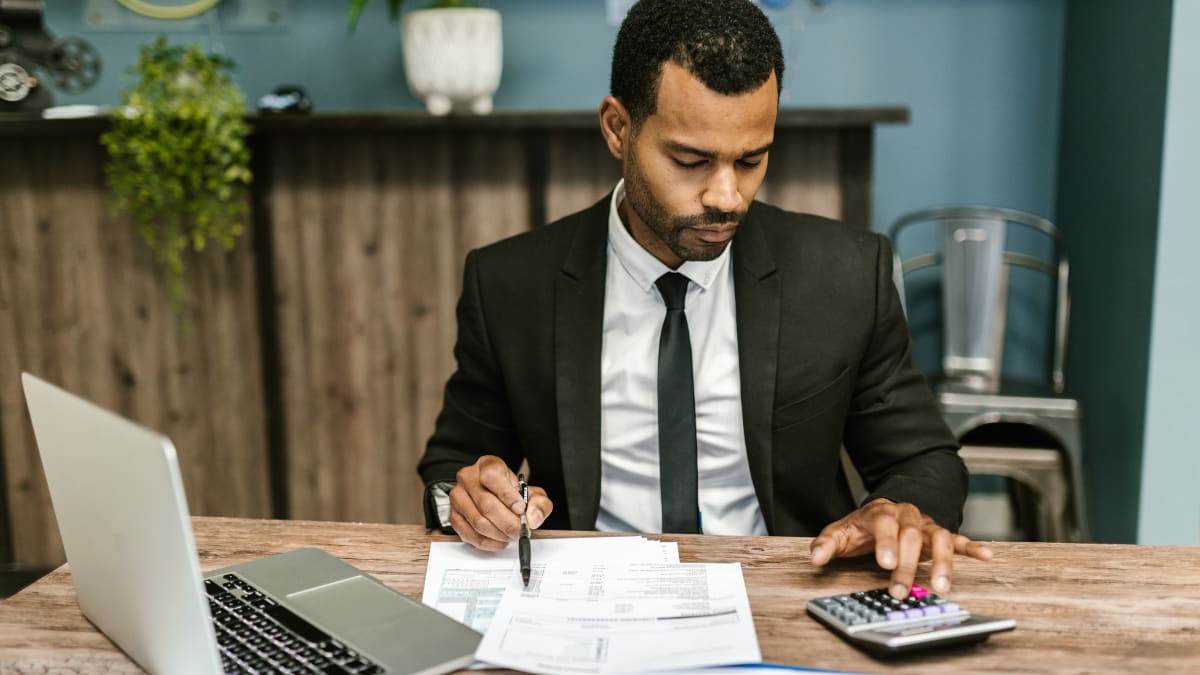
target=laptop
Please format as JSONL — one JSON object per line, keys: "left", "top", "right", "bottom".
{"left": 21, "top": 372, "right": 481, "bottom": 675}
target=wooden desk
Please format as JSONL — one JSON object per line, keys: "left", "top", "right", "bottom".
{"left": 1, "top": 517, "right": 1197, "bottom": 674}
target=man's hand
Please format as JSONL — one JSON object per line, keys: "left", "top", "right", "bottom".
{"left": 809, "top": 498, "right": 992, "bottom": 599}
{"left": 449, "top": 455, "right": 553, "bottom": 552}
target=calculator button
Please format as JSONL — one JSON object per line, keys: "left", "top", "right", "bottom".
{"left": 941, "top": 602, "right": 961, "bottom": 614}
{"left": 885, "top": 610, "right": 907, "bottom": 622}
{"left": 909, "top": 584, "right": 929, "bottom": 599}
{"left": 904, "top": 608, "right": 925, "bottom": 619}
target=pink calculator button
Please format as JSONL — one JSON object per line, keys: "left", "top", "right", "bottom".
{"left": 909, "top": 584, "right": 929, "bottom": 599}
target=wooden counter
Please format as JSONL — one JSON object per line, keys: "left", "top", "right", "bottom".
{"left": 0, "top": 108, "right": 906, "bottom": 567}
{"left": 1, "top": 517, "right": 1197, "bottom": 673}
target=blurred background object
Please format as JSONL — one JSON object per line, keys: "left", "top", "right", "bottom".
{"left": 0, "top": 0, "right": 100, "bottom": 113}
{"left": 256, "top": 83, "right": 311, "bottom": 113}
{"left": 891, "top": 207, "right": 1087, "bottom": 543}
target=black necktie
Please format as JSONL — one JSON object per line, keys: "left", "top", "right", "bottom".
{"left": 655, "top": 272, "right": 700, "bottom": 534}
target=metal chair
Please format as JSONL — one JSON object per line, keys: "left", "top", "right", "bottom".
{"left": 889, "top": 206, "right": 1088, "bottom": 542}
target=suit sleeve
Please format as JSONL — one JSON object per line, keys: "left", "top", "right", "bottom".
{"left": 417, "top": 250, "right": 523, "bottom": 522}
{"left": 842, "top": 234, "right": 968, "bottom": 531}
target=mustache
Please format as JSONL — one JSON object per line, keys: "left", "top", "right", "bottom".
{"left": 673, "top": 209, "right": 747, "bottom": 228}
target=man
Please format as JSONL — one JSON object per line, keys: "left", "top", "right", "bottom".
{"left": 418, "top": 0, "right": 991, "bottom": 600}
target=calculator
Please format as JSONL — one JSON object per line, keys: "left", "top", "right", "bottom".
{"left": 806, "top": 583, "right": 1015, "bottom": 656}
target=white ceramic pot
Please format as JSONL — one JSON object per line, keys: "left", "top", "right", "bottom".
{"left": 401, "top": 8, "right": 502, "bottom": 116}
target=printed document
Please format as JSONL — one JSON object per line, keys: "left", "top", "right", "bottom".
{"left": 475, "top": 561, "right": 761, "bottom": 675}
{"left": 422, "top": 536, "right": 678, "bottom": 633}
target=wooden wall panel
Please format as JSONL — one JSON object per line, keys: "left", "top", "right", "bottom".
{"left": 838, "top": 128, "right": 874, "bottom": 230}
{"left": 545, "top": 130, "right": 622, "bottom": 224}
{"left": 270, "top": 130, "right": 528, "bottom": 526}
{"left": 0, "top": 140, "right": 270, "bottom": 567}
{"left": 761, "top": 128, "right": 843, "bottom": 221}
{"left": 0, "top": 114, "right": 889, "bottom": 565}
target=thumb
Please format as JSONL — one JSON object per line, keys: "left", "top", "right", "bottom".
{"left": 811, "top": 520, "right": 856, "bottom": 567}
{"left": 810, "top": 536, "right": 836, "bottom": 567}
{"left": 478, "top": 459, "right": 525, "bottom": 515}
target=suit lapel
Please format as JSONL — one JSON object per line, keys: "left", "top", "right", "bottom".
{"left": 732, "top": 210, "right": 780, "bottom": 533}
{"left": 555, "top": 198, "right": 610, "bottom": 530}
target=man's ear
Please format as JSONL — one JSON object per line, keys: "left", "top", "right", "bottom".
{"left": 598, "top": 96, "right": 633, "bottom": 161}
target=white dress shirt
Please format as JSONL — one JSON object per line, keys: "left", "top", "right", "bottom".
{"left": 595, "top": 180, "right": 768, "bottom": 536}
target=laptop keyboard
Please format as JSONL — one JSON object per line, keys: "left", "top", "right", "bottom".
{"left": 206, "top": 573, "right": 385, "bottom": 674}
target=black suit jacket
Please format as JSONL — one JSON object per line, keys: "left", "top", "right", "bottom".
{"left": 419, "top": 196, "right": 966, "bottom": 536}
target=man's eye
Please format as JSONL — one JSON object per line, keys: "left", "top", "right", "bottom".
{"left": 738, "top": 159, "right": 764, "bottom": 169}
{"left": 673, "top": 158, "right": 706, "bottom": 169}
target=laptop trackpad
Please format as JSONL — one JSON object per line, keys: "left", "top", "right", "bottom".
{"left": 286, "top": 575, "right": 479, "bottom": 665}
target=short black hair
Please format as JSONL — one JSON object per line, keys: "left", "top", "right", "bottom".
{"left": 611, "top": 0, "right": 784, "bottom": 127}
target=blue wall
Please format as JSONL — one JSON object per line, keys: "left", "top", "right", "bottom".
{"left": 49, "top": 1, "right": 1142, "bottom": 530}
{"left": 1138, "top": 0, "right": 1200, "bottom": 546}
{"left": 46, "top": 0, "right": 1066, "bottom": 237}
{"left": 46, "top": 0, "right": 1068, "bottom": 381}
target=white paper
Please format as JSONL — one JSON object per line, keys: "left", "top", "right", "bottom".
{"left": 422, "top": 537, "right": 679, "bottom": 632}
{"left": 475, "top": 562, "right": 761, "bottom": 675}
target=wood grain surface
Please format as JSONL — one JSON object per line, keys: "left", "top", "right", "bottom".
{"left": 267, "top": 129, "right": 528, "bottom": 527}
{"left": 0, "top": 140, "right": 270, "bottom": 567}
{"left": 1, "top": 117, "right": 886, "bottom": 568}
{"left": 1, "top": 517, "right": 1197, "bottom": 674}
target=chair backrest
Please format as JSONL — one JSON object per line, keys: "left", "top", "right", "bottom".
{"left": 889, "top": 206, "right": 1069, "bottom": 394}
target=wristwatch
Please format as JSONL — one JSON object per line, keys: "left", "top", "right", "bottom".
{"left": 424, "top": 480, "right": 457, "bottom": 533}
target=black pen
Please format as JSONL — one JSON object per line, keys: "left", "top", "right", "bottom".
{"left": 518, "top": 473, "right": 531, "bottom": 586}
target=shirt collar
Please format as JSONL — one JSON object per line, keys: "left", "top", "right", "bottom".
{"left": 606, "top": 179, "right": 731, "bottom": 293}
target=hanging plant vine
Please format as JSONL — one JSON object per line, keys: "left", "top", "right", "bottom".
{"left": 101, "top": 36, "right": 252, "bottom": 323}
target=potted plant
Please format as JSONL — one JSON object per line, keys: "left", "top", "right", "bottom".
{"left": 100, "top": 36, "right": 252, "bottom": 322}
{"left": 347, "top": 0, "right": 502, "bottom": 116}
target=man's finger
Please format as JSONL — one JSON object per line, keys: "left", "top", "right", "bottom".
{"left": 462, "top": 459, "right": 523, "bottom": 539}
{"left": 954, "top": 534, "right": 994, "bottom": 561}
{"left": 812, "top": 512, "right": 880, "bottom": 566}
{"left": 926, "top": 527, "right": 955, "bottom": 594}
{"left": 869, "top": 511, "right": 900, "bottom": 571}
{"left": 889, "top": 514, "right": 924, "bottom": 599}
{"left": 810, "top": 516, "right": 852, "bottom": 567}
{"left": 809, "top": 540, "right": 830, "bottom": 567}
{"left": 450, "top": 484, "right": 511, "bottom": 544}
{"left": 477, "top": 459, "right": 524, "bottom": 515}
{"left": 449, "top": 508, "right": 507, "bottom": 552}
{"left": 809, "top": 535, "right": 835, "bottom": 567}
{"left": 526, "top": 486, "right": 553, "bottom": 529}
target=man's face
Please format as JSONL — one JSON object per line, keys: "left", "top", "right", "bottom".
{"left": 620, "top": 61, "right": 778, "bottom": 268}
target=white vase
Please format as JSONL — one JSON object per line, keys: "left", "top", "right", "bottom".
{"left": 401, "top": 8, "right": 502, "bottom": 116}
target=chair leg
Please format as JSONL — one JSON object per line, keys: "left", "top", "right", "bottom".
{"left": 959, "top": 445, "right": 1073, "bottom": 542}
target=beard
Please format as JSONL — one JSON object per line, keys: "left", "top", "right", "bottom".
{"left": 622, "top": 148, "right": 747, "bottom": 262}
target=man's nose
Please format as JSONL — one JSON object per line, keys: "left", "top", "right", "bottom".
{"left": 701, "top": 165, "right": 742, "bottom": 214}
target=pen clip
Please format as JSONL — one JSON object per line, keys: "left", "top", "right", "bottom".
{"left": 518, "top": 473, "right": 528, "bottom": 504}
{"left": 517, "top": 473, "right": 529, "bottom": 530}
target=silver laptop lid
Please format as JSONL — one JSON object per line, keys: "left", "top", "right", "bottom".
{"left": 22, "top": 372, "right": 223, "bottom": 675}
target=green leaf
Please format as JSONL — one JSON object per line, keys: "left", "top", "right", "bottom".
{"left": 103, "top": 35, "right": 251, "bottom": 325}
{"left": 347, "top": 0, "right": 373, "bottom": 31}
